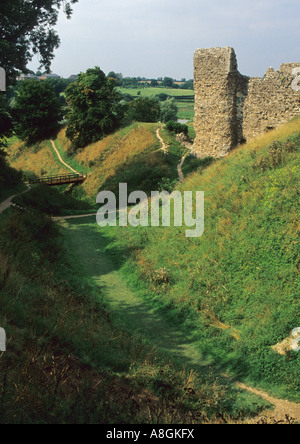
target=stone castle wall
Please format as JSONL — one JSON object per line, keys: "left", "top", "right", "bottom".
{"left": 192, "top": 47, "right": 300, "bottom": 158}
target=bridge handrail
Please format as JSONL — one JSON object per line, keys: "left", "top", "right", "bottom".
{"left": 28, "top": 173, "right": 88, "bottom": 184}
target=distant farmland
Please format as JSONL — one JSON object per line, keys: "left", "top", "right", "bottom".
{"left": 117, "top": 87, "right": 195, "bottom": 121}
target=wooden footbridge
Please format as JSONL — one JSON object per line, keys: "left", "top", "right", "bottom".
{"left": 28, "top": 173, "right": 88, "bottom": 187}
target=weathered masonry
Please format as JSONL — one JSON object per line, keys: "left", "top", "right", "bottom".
{"left": 192, "top": 47, "right": 300, "bottom": 158}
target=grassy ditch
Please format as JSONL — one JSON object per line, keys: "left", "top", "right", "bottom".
{"left": 0, "top": 197, "right": 269, "bottom": 423}
{"left": 96, "top": 118, "right": 300, "bottom": 402}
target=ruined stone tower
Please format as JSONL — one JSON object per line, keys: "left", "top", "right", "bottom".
{"left": 192, "top": 47, "right": 300, "bottom": 158}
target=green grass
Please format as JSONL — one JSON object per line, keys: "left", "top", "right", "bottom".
{"left": 94, "top": 118, "right": 300, "bottom": 403}
{"left": 2, "top": 117, "right": 299, "bottom": 421}
{"left": 0, "top": 202, "right": 270, "bottom": 423}
{"left": 0, "top": 181, "right": 26, "bottom": 204}
{"left": 176, "top": 102, "right": 195, "bottom": 121}
{"left": 0, "top": 158, "right": 24, "bottom": 204}
{"left": 12, "top": 184, "right": 92, "bottom": 216}
{"left": 5, "top": 122, "right": 200, "bottom": 209}
{"left": 5, "top": 138, "right": 68, "bottom": 179}
{"left": 118, "top": 87, "right": 195, "bottom": 121}
{"left": 118, "top": 87, "right": 195, "bottom": 98}
{"left": 61, "top": 216, "right": 271, "bottom": 420}
{"left": 51, "top": 138, "right": 90, "bottom": 175}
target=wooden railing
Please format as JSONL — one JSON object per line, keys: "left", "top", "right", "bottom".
{"left": 28, "top": 173, "right": 88, "bottom": 186}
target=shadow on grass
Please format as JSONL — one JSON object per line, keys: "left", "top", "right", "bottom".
{"left": 62, "top": 217, "right": 256, "bottom": 402}
{"left": 60, "top": 217, "right": 274, "bottom": 417}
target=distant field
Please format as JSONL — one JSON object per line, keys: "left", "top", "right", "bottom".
{"left": 117, "top": 87, "right": 195, "bottom": 121}
{"left": 117, "top": 87, "right": 194, "bottom": 97}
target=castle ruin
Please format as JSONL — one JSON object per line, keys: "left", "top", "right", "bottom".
{"left": 192, "top": 47, "right": 300, "bottom": 158}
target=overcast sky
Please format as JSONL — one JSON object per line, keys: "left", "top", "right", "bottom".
{"left": 29, "top": 0, "right": 300, "bottom": 79}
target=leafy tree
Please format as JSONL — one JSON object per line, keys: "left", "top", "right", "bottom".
{"left": 46, "top": 77, "right": 74, "bottom": 97}
{"left": 12, "top": 80, "right": 62, "bottom": 145}
{"left": 0, "top": 93, "right": 13, "bottom": 166}
{"left": 120, "top": 77, "right": 139, "bottom": 88}
{"left": 126, "top": 97, "right": 160, "bottom": 123}
{"left": 160, "top": 98, "right": 178, "bottom": 123}
{"left": 0, "top": 0, "right": 78, "bottom": 84}
{"left": 156, "top": 93, "right": 170, "bottom": 102}
{"left": 166, "top": 120, "right": 189, "bottom": 135}
{"left": 45, "top": 77, "right": 74, "bottom": 107}
{"left": 180, "top": 80, "right": 194, "bottom": 90}
{"left": 161, "top": 77, "right": 174, "bottom": 88}
{"left": 0, "top": 0, "right": 77, "bottom": 188}
{"left": 0, "top": 95, "right": 22, "bottom": 188}
{"left": 0, "top": 95, "right": 13, "bottom": 140}
{"left": 65, "top": 67, "right": 122, "bottom": 150}
{"left": 150, "top": 79, "right": 159, "bottom": 87}
{"left": 107, "top": 72, "right": 123, "bottom": 86}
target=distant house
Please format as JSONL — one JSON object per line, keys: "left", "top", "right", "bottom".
{"left": 16, "top": 73, "right": 39, "bottom": 81}
{"left": 39, "top": 73, "right": 61, "bottom": 81}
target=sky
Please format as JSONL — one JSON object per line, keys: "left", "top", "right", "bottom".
{"left": 29, "top": 0, "right": 300, "bottom": 80}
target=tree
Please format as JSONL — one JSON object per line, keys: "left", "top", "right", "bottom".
{"left": 150, "top": 79, "right": 158, "bottom": 87}
{"left": 65, "top": 67, "right": 122, "bottom": 150}
{"left": 0, "top": 0, "right": 78, "bottom": 84}
{"left": 107, "top": 72, "right": 123, "bottom": 86}
{"left": 180, "top": 80, "right": 194, "bottom": 90}
{"left": 156, "top": 93, "right": 170, "bottom": 102}
{"left": 0, "top": 0, "right": 77, "bottom": 188}
{"left": 126, "top": 97, "right": 160, "bottom": 123}
{"left": 160, "top": 97, "right": 178, "bottom": 123}
{"left": 0, "top": 0, "right": 77, "bottom": 142}
{"left": 161, "top": 77, "right": 174, "bottom": 88}
{"left": 12, "top": 80, "right": 62, "bottom": 145}
{"left": 0, "top": 95, "right": 22, "bottom": 188}
{"left": 0, "top": 95, "right": 13, "bottom": 140}
{"left": 166, "top": 121, "right": 189, "bottom": 136}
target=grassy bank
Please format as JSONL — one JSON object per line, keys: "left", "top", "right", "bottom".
{"left": 6, "top": 122, "right": 205, "bottom": 209}
{"left": 2, "top": 119, "right": 299, "bottom": 422}
{"left": 6, "top": 138, "right": 67, "bottom": 180}
{"left": 53, "top": 123, "right": 193, "bottom": 203}
{"left": 0, "top": 203, "right": 270, "bottom": 423}
{"left": 96, "top": 118, "right": 300, "bottom": 402}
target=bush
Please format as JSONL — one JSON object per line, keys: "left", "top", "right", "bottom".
{"left": 126, "top": 97, "right": 160, "bottom": 123}
{"left": 12, "top": 80, "right": 61, "bottom": 145}
{"left": 166, "top": 120, "right": 188, "bottom": 135}
{"left": 65, "top": 67, "right": 121, "bottom": 151}
{"left": 160, "top": 98, "right": 178, "bottom": 123}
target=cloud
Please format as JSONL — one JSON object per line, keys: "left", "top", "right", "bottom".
{"left": 29, "top": 0, "right": 300, "bottom": 79}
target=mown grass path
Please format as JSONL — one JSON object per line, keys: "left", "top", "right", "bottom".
{"left": 50, "top": 140, "right": 79, "bottom": 174}
{"left": 63, "top": 218, "right": 212, "bottom": 371}
{"left": 61, "top": 217, "right": 300, "bottom": 422}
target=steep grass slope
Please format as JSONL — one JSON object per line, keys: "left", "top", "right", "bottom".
{"left": 101, "top": 117, "right": 300, "bottom": 401}
{"left": 55, "top": 123, "right": 184, "bottom": 202}
{"left": 6, "top": 138, "right": 67, "bottom": 179}
{"left": 6, "top": 122, "right": 203, "bottom": 208}
{"left": 0, "top": 193, "right": 270, "bottom": 424}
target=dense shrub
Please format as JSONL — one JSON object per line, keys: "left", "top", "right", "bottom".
{"left": 12, "top": 80, "right": 62, "bottom": 145}
{"left": 166, "top": 120, "right": 188, "bottom": 135}
{"left": 126, "top": 97, "right": 160, "bottom": 123}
